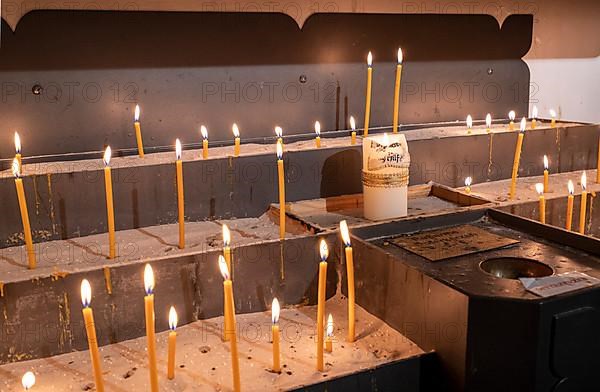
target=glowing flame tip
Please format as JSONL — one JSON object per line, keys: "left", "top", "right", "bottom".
{"left": 543, "top": 155, "right": 549, "bottom": 170}
{"left": 319, "top": 239, "right": 329, "bottom": 261}
{"left": 509, "top": 110, "right": 516, "bottom": 121}
{"left": 134, "top": 104, "right": 140, "bottom": 122}
{"left": 103, "top": 146, "right": 112, "bottom": 166}
{"left": 568, "top": 180, "right": 574, "bottom": 195}
{"left": 581, "top": 171, "right": 587, "bottom": 190}
{"left": 466, "top": 115, "right": 473, "bottom": 129}
{"left": 349, "top": 116, "right": 356, "bottom": 131}
{"left": 14, "top": 132, "right": 21, "bottom": 153}
{"left": 465, "top": 177, "right": 472, "bottom": 187}
{"left": 222, "top": 224, "right": 231, "bottom": 247}
{"left": 520, "top": 117, "right": 527, "bottom": 132}
{"left": 549, "top": 109, "right": 556, "bottom": 118}
{"left": 326, "top": 314, "right": 334, "bottom": 337}
{"left": 397, "top": 47, "right": 403, "bottom": 64}
{"left": 272, "top": 298, "right": 280, "bottom": 324}
{"left": 22, "top": 371, "right": 35, "bottom": 390}
{"left": 532, "top": 105, "right": 538, "bottom": 119}
{"left": 201, "top": 125, "right": 208, "bottom": 139}
{"left": 232, "top": 123, "right": 240, "bottom": 138}
{"left": 367, "top": 51, "right": 373, "bottom": 67}
{"left": 175, "top": 139, "right": 182, "bottom": 160}
{"left": 81, "top": 279, "right": 92, "bottom": 307}
{"left": 486, "top": 113, "right": 492, "bottom": 128}
{"left": 144, "top": 264, "right": 155, "bottom": 295}
{"left": 535, "top": 183, "right": 544, "bottom": 195}
{"left": 340, "top": 220, "right": 351, "bottom": 247}
{"left": 314, "top": 121, "right": 321, "bottom": 136}
{"left": 169, "top": 306, "right": 178, "bottom": 330}
{"left": 275, "top": 126, "right": 283, "bottom": 138}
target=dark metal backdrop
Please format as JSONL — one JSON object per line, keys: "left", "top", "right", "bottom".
{"left": 0, "top": 11, "right": 532, "bottom": 159}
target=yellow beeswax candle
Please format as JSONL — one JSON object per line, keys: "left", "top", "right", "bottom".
{"left": 81, "top": 279, "right": 105, "bottom": 392}
{"left": 314, "top": 121, "right": 321, "bottom": 148}
{"left": 579, "top": 171, "right": 588, "bottom": 234}
{"left": 219, "top": 256, "right": 241, "bottom": 392}
{"left": 508, "top": 110, "right": 516, "bottom": 131}
{"left": 175, "top": 139, "right": 185, "bottom": 249}
{"left": 103, "top": 147, "right": 116, "bottom": 259}
{"left": 536, "top": 183, "right": 546, "bottom": 224}
{"left": 340, "top": 220, "right": 355, "bottom": 342}
{"left": 232, "top": 123, "right": 240, "bottom": 157}
{"left": 12, "top": 159, "right": 36, "bottom": 269}
{"left": 14, "top": 132, "right": 22, "bottom": 173}
{"left": 277, "top": 142, "right": 286, "bottom": 240}
{"left": 134, "top": 105, "right": 145, "bottom": 157}
{"left": 350, "top": 116, "right": 357, "bottom": 145}
{"left": 201, "top": 125, "right": 209, "bottom": 159}
{"left": 392, "top": 48, "right": 403, "bottom": 133}
{"left": 144, "top": 264, "right": 159, "bottom": 392}
{"left": 222, "top": 226, "right": 232, "bottom": 341}
{"left": 566, "top": 180, "right": 574, "bottom": 231}
{"left": 543, "top": 155, "right": 549, "bottom": 193}
{"left": 167, "top": 306, "right": 178, "bottom": 380}
{"left": 325, "top": 314, "right": 333, "bottom": 353}
{"left": 363, "top": 52, "right": 373, "bottom": 136}
{"left": 271, "top": 298, "right": 281, "bottom": 373}
{"left": 509, "top": 119, "right": 526, "bottom": 200}
{"left": 316, "top": 239, "right": 328, "bottom": 371}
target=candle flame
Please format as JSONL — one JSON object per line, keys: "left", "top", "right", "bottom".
{"left": 397, "top": 47, "right": 403, "bottom": 64}
{"left": 168, "top": 306, "right": 178, "bottom": 330}
{"left": 314, "top": 121, "right": 321, "bottom": 136}
{"left": 326, "top": 314, "right": 334, "bottom": 337}
{"left": 568, "top": 180, "right": 574, "bottom": 195}
{"left": 232, "top": 123, "right": 240, "bottom": 138}
{"left": 509, "top": 110, "right": 516, "bottom": 121}
{"left": 349, "top": 116, "right": 356, "bottom": 131}
{"left": 465, "top": 177, "right": 472, "bottom": 187}
{"left": 520, "top": 117, "right": 526, "bottom": 133}
{"left": 543, "top": 155, "right": 549, "bottom": 170}
{"left": 535, "top": 183, "right": 544, "bottom": 195}
{"left": 201, "top": 125, "right": 208, "bottom": 140}
{"left": 466, "top": 115, "right": 473, "bottom": 129}
{"left": 134, "top": 104, "right": 140, "bottom": 122}
{"left": 14, "top": 132, "right": 21, "bottom": 153}
{"left": 340, "top": 220, "right": 351, "bottom": 247}
{"left": 275, "top": 126, "right": 283, "bottom": 138}
{"left": 532, "top": 105, "right": 538, "bottom": 119}
{"left": 222, "top": 224, "right": 231, "bottom": 247}
{"left": 549, "top": 109, "right": 556, "bottom": 119}
{"left": 486, "top": 114, "right": 492, "bottom": 128}
{"left": 382, "top": 132, "right": 389, "bottom": 147}
{"left": 581, "top": 171, "right": 587, "bottom": 191}
{"left": 175, "top": 139, "right": 182, "bottom": 160}
{"left": 319, "top": 239, "right": 329, "bottom": 261}
{"left": 12, "top": 158, "right": 21, "bottom": 178}
{"left": 367, "top": 51, "right": 373, "bottom": 67}
{"left": 144, "top": 264, "right": 155, "bottom": 295}
{"left": 276, "top": 140, "right": 283, "bottom": 160}
{"left": 272, "top": 297, "right": 280, "bottom": 324}
{"left": 81, "top": 279, "right": 92, "bottom": 308}
{"left": 103, "top": 146, "right": 112, "bottom": 166}
{"left": 218, "top": 254, "right": 230, "bottom": 280}
{"left": 22, "top": 371, "right": 35, "bottom": 390}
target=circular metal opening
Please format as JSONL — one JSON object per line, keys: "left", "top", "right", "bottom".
{"left": 479, "top": 257, "right": 554, "bottom": 280}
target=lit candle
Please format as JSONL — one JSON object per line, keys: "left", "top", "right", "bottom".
{"left": 103, "top": 147, "right": 116, "bottom": 259}
{"left": 222, "top": 225, "right": 232, "bottom": 341}
{"left": 465, "top": 177, "right": 472, "bottom": 194}
{"left": 531, "top": 105, "right": 538, "bottom": 129}
{"left": 21, "top": 371, "right": 35, "bottom": 390}
{"left": 466, "top": 115, "right": 473, "bottom": 134}
{"left": 363, "top": 52, "right": 373, "bottom": 136}
{"left": 350, "top": 116, "right": 357, "bottom": 145}
{"left": 219, "top": 256, "right": 241, "bottom": 392}
{"left": 12, "top": 159, "right": 36, "bottom": 269}
{"left": 143, "top": 264, "right": 159, "bottom": 392}
{"left": 486, "top": 114, "right": 492, "bottom": 133}
{"left": 340, "top": 220, "right": 355, "bottom": 342}
{"left": 566, "top": 180, "right": 574, "bottom": 231}
{"left": 167, "top": 306, "right": 178, "bottom": 380}
{"left": 232, "top": 124, "right": 240, "bottom": 157}
{"left": 325, "top": 314, "right": 334, "bottom": 353}
{"left": 543, "top": 155, "right": 550, "bottom": 193}
{"left": 549, "top": 109, "right": 557, "bottom": 128}
{"left": 392, "top": 48, "right": 403, "bottom": 133}
{"left": 536, "top": 183, "right": 545, "bottom": 224}
{"left": 579, "top": 171, "right": 588, "bottom": 234}
{"left": 275, "top": 126, "right": 283, "bottom": 147}
{"left": 314, "top": 121, "right": 321, "bottom": 148}
{"left": 509, "top": 118, "right": 526, "bottom": 200}
{"left": 271, "top": 298, "right": 281, "bottom": 373}
{"left": 201, "top": 125, "right": 209, "bottom": 159}
{"left": 508, "top": 110, "right": 516, "bottom": 131}
{"left": 175, "top": 139, "right": 185, "bottom": 249}
{"left": 80, "top": 279, "right": 105, "bottom": 392}
{"left": 277, "top": 141, "right": 286, "bottom": 240}
{"left": 134, "top": 104, "right": 145, "bottom": 158}
{"left": 14, "top": 132, "right": 22, "bottom": 173}
{"left": 316, "top": 239, "right": 328, "bottom": 371}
